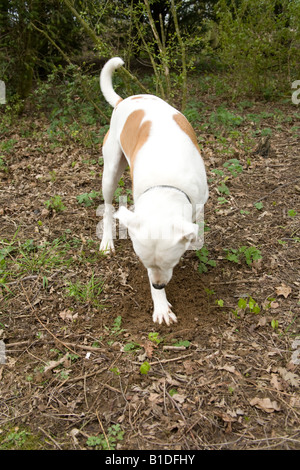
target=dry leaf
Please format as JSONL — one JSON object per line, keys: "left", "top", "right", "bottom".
{"left": 172, "top": 393, "right": 186, "bottom": 404}
{"left": 183, "top": 360, "right": 197, "bottom": 375}
{"left": 59, "top": 309, "right": 74, "bottom": 321}
{"left": 257, "top": 317, "right": 267, "bottom": 327}
{"left": 44, "top": 353, "right": 70, "bottom": 374}
{"left": 142, "top": 340, "right": 157, "bottom": 358}
{"left": 148, "top": 393, "right": 161, "bottom": 403}
{"left": 270, "top": 374, "right": 283, "bottom": 391}
{"left": 278, "top": 367, "right": 300, "bottom": 388}
{"left": 270, "top": 301, "right": 279, "bottom": 309}
{"left": 250, "top": 397, "right": 280, "bottom": 413}
{"left": 275, "top": 284, "right": 291, "bottom": 298}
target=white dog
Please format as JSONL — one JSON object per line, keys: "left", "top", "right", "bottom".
{"left": 99, "top": 57, "right": 208, "bottom": 325}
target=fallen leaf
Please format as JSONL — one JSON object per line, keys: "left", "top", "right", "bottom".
{"left": 250, "top": 397, "right": 280, "bottom": 413}
{"left": 183, "top": 360, "right": 197, "bottom": 375}
{"left": 275, "top": 284, "right": 291, "bottom": 298}
{"left": 142, "top": 340, "right": 157, "bottom": 358}
{"left": 44, "top": 353, "right": 70, "bottom": 374}
{"left": 270, "top": 374, "right": 283, "bottom": 391}
{"left": 172, "top": 393, "right": 186, "bottom": 404}
{"left": 270, "top": 301, "right": 279, "bottom": 308}
{"left": 257, "top": 317, "right": 267, "bottom": 327}
{"left": 59, "top": 309, "right": 76, "bottom": 321}
{"left": 148, "top": 393, "right": 161, "bottom": 403}
{"left": 278, "top": 367, "right": 300, "bottom": 388}
{"left": 215, "top": 411, "right": 236, "bottom": 423}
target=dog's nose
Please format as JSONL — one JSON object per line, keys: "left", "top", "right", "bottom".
{"left": 152, "top": 283, "right": 166, "bottom": 290}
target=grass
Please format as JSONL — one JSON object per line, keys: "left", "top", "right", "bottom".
{"left": 65, "top": 272, "right": 104, "bottom": 307}
{"left": 0, "top": 232, "right": 103, "bottom": 306}
{"left": 0, "top": 426, "right": 43, "bottom": 450}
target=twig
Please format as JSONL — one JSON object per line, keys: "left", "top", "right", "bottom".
{"left": 96, "top": 411, "right": 110, "bottom": 450}
{"left": 38, "top": 427, "right": 62, "bottom": 450}
{"left": 6, "top": 340, "right": 30, "bottom": 347}
{"left": 20, "top": 283, "right": 78, "bottom": 356}
{"left": 162, "top": 345, "right": 187, "bottom": 351}
{"left": 253, "top": 178, "right": 300, "bottom": 204}
{"left": 59, "top": 341, "right": 107, "bottom": 353}
{"left": 133, "top": 353, "right": 193, "bottom": 366}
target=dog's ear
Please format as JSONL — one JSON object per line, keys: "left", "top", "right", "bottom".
{"left": 114, "top": 206, "right": 137, "bottom": 229}
{"left": 177, "top": 221, "right": 198, "bottom": 244}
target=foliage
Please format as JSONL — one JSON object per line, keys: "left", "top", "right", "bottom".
{"left": 140, "top": 361, "right": 151, "bottom": 375}
{"left": 224, "top": 246, "right": 262, "bottom": 266}
{"left": 210, "top": 0, "right": 300, "bottom": 98}
{"left": 65, "top": 273, "right": 104, "bottom": 307}
{"left": 86, "top": 424, "right": 124, "bottom": 450}
{"left": 44, "top": 195, "right": 66, "bottom": 212}
{"left": 1, "top": 0, "right": 299, "bottom": 107}
{"left": 196, "top": 245, "right": 216, "bottom": 273}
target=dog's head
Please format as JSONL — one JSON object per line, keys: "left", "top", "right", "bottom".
{"left": 115, "top": 207, "right": 198, "bottom": 289}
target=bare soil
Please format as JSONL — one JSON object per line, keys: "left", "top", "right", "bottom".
{"left": 0, "top": 98, "right": 299, "bottom": 450}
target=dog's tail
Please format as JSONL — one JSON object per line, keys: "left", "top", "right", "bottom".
{"left": 100, "top": 57, "right": 124, "bottom": 108}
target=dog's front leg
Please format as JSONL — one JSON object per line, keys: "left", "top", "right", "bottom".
{"left": 100, "top": 202, "right": 115, "bottom": 253}
{"left": 100, "top": 142, "right": 127, "bottom": 254}
{"left": 149, "top": 282, "right": 177, "bottom": 326}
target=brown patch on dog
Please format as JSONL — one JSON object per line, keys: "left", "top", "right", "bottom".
{"left": 120, "top": 109, "right": 151, "bottom": 179}
{"left": 173, "top": 112, "right": 200, "bottom": 154}
{"left": 115, "top": 98, "right": 123, "bottom": 107}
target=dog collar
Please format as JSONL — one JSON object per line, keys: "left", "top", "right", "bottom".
{"left": 142, "top": 185, "right": 191, "bottom": 204}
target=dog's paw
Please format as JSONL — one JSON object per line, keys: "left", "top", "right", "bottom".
{"left": 99, "top": 239, "right": 115, "bottom": 254}
{"left": 153, "top": 305, "right": 177, "bottom": 326}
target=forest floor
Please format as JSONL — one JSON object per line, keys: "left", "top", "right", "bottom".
{"left": 0, "top": 84, "right": 299, "bottom": 450}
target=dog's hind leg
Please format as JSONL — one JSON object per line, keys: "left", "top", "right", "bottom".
{"left": 100, "top": 135, "right": 127, "bottom": 253}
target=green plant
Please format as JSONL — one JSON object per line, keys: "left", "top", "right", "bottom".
{"left": 196, "top": 245, "right": 216, "bottom": 273}
{"left": 0, "top": 155, "right": 8, "bottom": 171}
{"left": 44, "top": 195, "right": 66, "bottom": 212}
{"left": 0, "top": 426, "right": 43, "bottom": 450}
{"left": 123, "top": 341, "right": 141, "bottom": 352}
{"left": 76, "top": 191, "right": 101, "bottom": 207}
{"left": 271, "top": 319, "right": 279, "bottom": 331}
{"left": 217, "top": 196, "right": 230, "bottom": 205}
{"left": 148, "top": 332, "right": 163, "bottom": 344}
{"left": 209, "top": 106, "right": 243, "bottom": 130}
{"left": 223, "top": 158, "right": 243, "bottom": 177}
{"left": 111, "top": 316, "right": 124, "bottom": 335}
{"left": 232, "top": 296, "right": 261, "bottom": 317}
{"left": 86, "top": 424, "right": 124, "bottom": 450}
{"left": 0, "top": 138, "right": 17, "bottom": 154}
{"left": 213, "top": 0, "right": 300, "bottom": 99}
{"left": 140, "top": 361, "right": 151, "bottom": 375}
{"left": 17, "top": 239, "right": 72, "bottom": 276}
{"left": 105, "top": 316, "right": 125, "bottom": 346}
{"left": 217, "top": 181, "right": 230, "bottom": 195}
{"left": 254, "top": 202, "right": 264, "bottom": 210}
{"left": 224, "top": 245, "right": 262, "bottom": 266}
{"left": 172, "top": 339, "right": 190, "bottom": 348}
{"left": 65, "top": 272, "right": 104, "bottom": 307}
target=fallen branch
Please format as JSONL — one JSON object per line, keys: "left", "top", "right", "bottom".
{"left": 253, "top": 177, "right": 300, "bottom": 204}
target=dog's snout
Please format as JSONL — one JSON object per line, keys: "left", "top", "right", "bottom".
{"left": 152, "top": 283, "right": 166, "bottom": 290}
